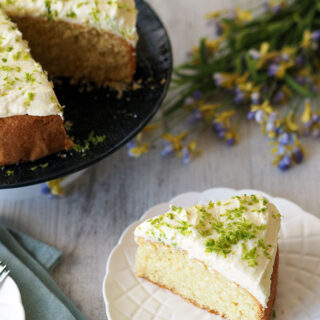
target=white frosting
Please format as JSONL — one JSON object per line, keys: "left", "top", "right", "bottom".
{"left": 135, "top": 194, "right": 281, "bottom": 307}
{"left": 0, "top": 9, "right": 62, "bottom": 117}
{"left": 0, "top": 0, "right": 138, "bottom": 46}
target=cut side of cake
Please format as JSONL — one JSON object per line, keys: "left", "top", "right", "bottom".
{"left": 134, "top": 194, "right": 281, "bottom": 320}
{"left": 0, "top": 0, "right": 138, "bottom": 86}
{"left": 0, "top": 9, "right": 72, "bottom": 165}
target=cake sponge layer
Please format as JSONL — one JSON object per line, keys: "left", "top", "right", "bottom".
{"left": 10, "top": 16, "right": 136, "bottom": 86}
{"left": 135, "top": 237, "right": 278, "bottom": 320}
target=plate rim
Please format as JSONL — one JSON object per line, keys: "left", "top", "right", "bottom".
{"left": 102, "top": 187, "right": 320, "bottom": 319}
{"left": 1, "top": 0, "right": 173, "bottom": 190}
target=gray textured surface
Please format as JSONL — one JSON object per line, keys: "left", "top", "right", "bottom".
{"left": 1, "top": 1, "right": 320, "bottom": 319}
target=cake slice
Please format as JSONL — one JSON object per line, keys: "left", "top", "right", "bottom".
{"left": 134, "top": 194, "right": 281, "bottom": 320}
{"left": 0, "top": 0, "right": 138, "bottom": 86}
{"left": 0, "top": 9, "right": 72, "bottom": 165}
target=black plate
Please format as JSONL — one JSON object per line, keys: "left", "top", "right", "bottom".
{"left": 0, "top": 0, "right": 172, "bottom": 189}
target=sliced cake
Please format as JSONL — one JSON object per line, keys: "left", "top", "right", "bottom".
{"left": 0, "top": 9, "right": 72, "bottom": 165}
{"left": 0, "top": 0, "right": 138, "bottom": 86}
{"left": 0, "top": 0, "right": 138, "bottom": 165}
{"left": 134, "top": 194, "right": 281, "bottom": 320}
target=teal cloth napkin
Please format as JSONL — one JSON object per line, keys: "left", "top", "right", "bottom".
{"left": 0, "top": 224, "right": 88, "bottom": 320}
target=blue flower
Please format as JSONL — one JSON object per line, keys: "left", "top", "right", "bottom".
{"left": 273, "top": 90, "right": 284, "bottom": 104}
{"left": 251, "top": 92, "right": 260, "bottom": 104}
{"left": 295, "top": 56, "right": 304, "bottom": 68}
{"left": 188, "top": 108, "right": 203, "bottom": 124}
{"left": 181, "top": 147, "right": 191, "bottom": 164}
{"left": 247, "top": 111, "right": 255, "bottom": 120}
{"left": 312, "top": 113, "right": 320, "bottom": 123}
{"left": 254, "top": 110, "right": 265, "bottom": 123}
{"left": 193, "top": 90, "right": 202, "bottom": 100}
{"left": 268, "top": 63, "right": 279, "bottom": 77}
{"left": 280, "top": 53, "right": 290, "bottom": 62}
{"left": 249, "top": 49, "right": 261, "bottom": 60}
{"left": 311, "top": 30, "right": 320, "bottom": 41}
{"left": 213, "top": 73, "right": 223, "bottom": 86}
{"left": 278, "top": 155, "right": 292, "bottom": 171}
{"left": 226, "top": 138, "right": 235, "bottom": 146}
{"left": 277, "top": 144, "right": 286, "bottom": 155}
{"left": 161, "top": 140, "right": 174, "bottom": 156}
{"left": 126, "top": 141, "right": 139, "bottom": 157}
{"left": 293, "top": 148, "right": 303, "bottom": 164}
{"left": 279, "top": 132, "right": 292, "bottom": 145}
{"left": 266, "top": 121, "right": 276, "bottom": 132}
{"left": 41, "top": 183, "right": 51, "bottom": 195}
{"left": 212, "top": 121, "right": 224, "bottom": 132}
{"left": 234, "top": 88, "right": 245, "bottom": 104}
{"left": 294, "top": 75, "right": 305, "bottom": 84}
{"left": 312, "top": 128, "right": 320, "bottom": 138}
{"left": 304, "top": 120, "right": 313, "bottom": 128}
{"left": 214, "top": 21, "right": 224, "bottom": 36}
{"left": 184, "top": 97, "right": 194, "bottom": 105}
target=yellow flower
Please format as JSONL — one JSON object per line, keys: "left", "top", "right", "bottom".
{"left": 178, "top": 141, "right": 201, "bottom": 158}
{"left": 274, "top": 61, "right": 294, "bottom": 79}
{"left": 301, "top": 99, "right": 312, "bottom": 124}
{"left": 214, "top": 72, "right": 239, "bottom": 89}
{"left": 268, "top": 0, "right": 286, "bottom": 11}
{"left": 285, "top": 112, "right": 299, "bottom": 132}
{"left": 235, "top": 8, "right": 252, "bottom": 23}
{"left": 162, "top": 131, "right": 188, "bottom": 151}
{"left": 130, "top": 145, "right": 149, "bottom": 157}
{"left": 129, "top": 133, "right": 150, "bottom": 158}
{"left": 215, "top": 110, "right": 235, "bottom": 128}
{"left": 281, "top": 46, "right": 296, "bottom": 58}
{"left": 298, "top": 67, "right": 311, "bottom": 77}
{"left": 47, "top": 178, "right": 64, "bottom": 196}
{"left": 256, "top": 42, "right": 278, "bottom": 69}
{"left": 301, "top": 30, "right": 311, "bottom": 48}
{"left": 143, "top": 123, "right": 161, "bottom": 133}
{"left": 235, "top": 72, "right": 250, "bottom": 85}
{"left": 251, "top": 100, "right": 273, "bottom": 114}
{"left": 238, "top": 81, "right": 261, "bottom": 94}
{"left": 225, "top": 128, "right": 239, "bottom": 143}
{"left": 199, "top": 103, "right": 220, "bottom": 121}
{"left": 205, "top": 38, "right": 223, "bottom": 53}
{"left": 205, "top": 10, "right": 224, "bottom": 19}
{"left": 260, "top": 42, "right": 270, "bottom": 56}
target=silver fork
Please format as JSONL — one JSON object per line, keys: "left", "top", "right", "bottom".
{"left": 0, "top": 261, "right": 10, "bottom": 284}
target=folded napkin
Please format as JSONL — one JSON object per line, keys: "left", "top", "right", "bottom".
{"left": 0, "top": 224, "right": 88, "bottom": 320}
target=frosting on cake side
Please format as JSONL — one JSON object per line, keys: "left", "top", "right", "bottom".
{"left": 134, "top": 194, "right": 281, "bottom": 308}
{"left": 0, "top": 8, "right": 63, "bottom": 117}
{"left": 0, "top": 0, "right": 138, "bottom": 46}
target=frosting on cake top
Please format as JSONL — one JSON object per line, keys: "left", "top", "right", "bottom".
{"left": 0, "top": 9, "right": 62, "bottom": 117}
{"left": 134, "top": 194, "right": 281, "bottom": 308}
{"left": 0, "top": 0, "right": 138, "bottom": 46}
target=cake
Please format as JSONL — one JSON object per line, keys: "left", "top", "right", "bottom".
{"left": 0, "top": 9, "right": 72, "bottom": 165}
{"left": 134, "top": 194, "right": 281, "bottom": 320}
{"left": 0, "top": 0, "right": 138, "bottom": 165}
{"left": 0, "top": 0, "right": 138, "bottom": 85}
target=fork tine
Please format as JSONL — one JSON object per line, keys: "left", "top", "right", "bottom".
{"left": 0, "top": 264, "right": 8, "bottom": 276}
{"left": 0, "top": 264, "right": 10, "bottom": 283}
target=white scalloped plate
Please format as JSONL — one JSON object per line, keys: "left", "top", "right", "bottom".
{"left": 0, "top": 276, "right": 25, "bottom": 320}
{"left": 103, "top": 188, "right": 320, "bottom": 320}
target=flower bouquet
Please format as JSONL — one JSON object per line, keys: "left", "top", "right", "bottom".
{"left": 128, "top": 0, "right": 320, "bottom": 171}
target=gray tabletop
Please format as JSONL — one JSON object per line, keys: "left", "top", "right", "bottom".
{"left": 1, "top": 1, "right": 320, "bottom": 319}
